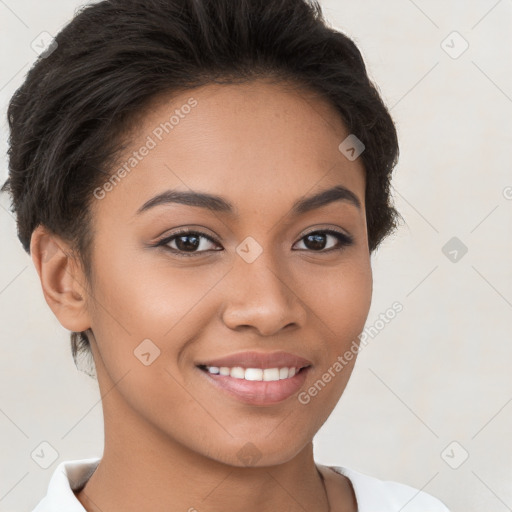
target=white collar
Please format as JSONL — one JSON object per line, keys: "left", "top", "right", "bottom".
{"left": 330, "top": 465, "right": 450, "bottom": 511}
{"left": 32, "top": 458, "right": 449, "bottom": 511}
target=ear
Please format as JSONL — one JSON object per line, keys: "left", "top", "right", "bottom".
{"left": 30, "top": 225, "right": 92, "bottom": 333}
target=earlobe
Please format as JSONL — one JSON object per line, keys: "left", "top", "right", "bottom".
{"left": 30, "top": 225, "right": 91, "bottom": 332}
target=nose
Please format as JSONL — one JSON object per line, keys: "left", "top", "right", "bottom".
{"left": 220, "top": 251, "right": 307, "bottom": 337}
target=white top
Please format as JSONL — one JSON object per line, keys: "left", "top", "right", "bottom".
{"left": 32, "top": 457, "right": 450, "bottom": 511}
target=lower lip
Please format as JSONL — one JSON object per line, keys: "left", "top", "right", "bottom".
{"left": 198, "top": 366, "right": 311, "bottom": 405}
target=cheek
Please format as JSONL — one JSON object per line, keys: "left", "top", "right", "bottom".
{"left": 90, "top": 247, "right": 220, "bottom": 335}
{"left": 293, "top": 254, "right": 373, "bottom": 339}
{"left": 293, "top": 259, "right": 372, "bottom": 429}
{"left": 328, "top": 263, "right": 372, "bottom": 337}
{"left": 87, "top": 248, "right": 232, "bottom": 387}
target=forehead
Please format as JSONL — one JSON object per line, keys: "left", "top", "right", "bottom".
{"left": 94, "top": 79, "right": 366, "bottom": 220}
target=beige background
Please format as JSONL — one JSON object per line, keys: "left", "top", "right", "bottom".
{"left": 1, "top": 1, "right": 511, "bottom": 510}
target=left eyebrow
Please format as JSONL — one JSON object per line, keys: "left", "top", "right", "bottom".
{"left": 135, "top": 184, "right": 361, "bottom": 217}
{"left": 290, "top": 185, "right": 361, "bottom": 215}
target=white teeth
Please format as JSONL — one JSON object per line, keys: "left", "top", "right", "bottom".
{"left": 244, "top": 368, "right": 263, "bottom": 381}
{"left": 206, "top": 365, "right": 301, "bottom": 381}
{"left": 230, "top": 367, "right": 245, "bottom": 379}
{"left": 263, "top": 368, "right": 280, "bottom": 381}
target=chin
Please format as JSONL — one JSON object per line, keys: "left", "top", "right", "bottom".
{"left": 205, "top": 434, "right": 311, "bottom": 468}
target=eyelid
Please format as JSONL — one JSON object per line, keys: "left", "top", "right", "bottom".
{"left": 154, "top": 225, "right": 218, "bottom": 244}
{"left": 301, "top": 225, "right": 352, "bottom": 239}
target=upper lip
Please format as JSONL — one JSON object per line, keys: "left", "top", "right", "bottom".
{"left": 196, "top": 351, "right": 312, "bottom": 369}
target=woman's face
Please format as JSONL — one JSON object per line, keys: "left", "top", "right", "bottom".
{"left": 84, "top": 79, "right": 372, "bottom": 466}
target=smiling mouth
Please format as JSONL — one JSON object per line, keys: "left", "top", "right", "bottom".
{"left": 196, "top": 363, "right": 312, "bottom": 405}
{"left": 197, "top": 364, "right": 310, "bottom": 382}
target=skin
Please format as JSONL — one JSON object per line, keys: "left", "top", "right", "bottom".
{"left": 31, "top": 78, "right": 372, "bottom": 512}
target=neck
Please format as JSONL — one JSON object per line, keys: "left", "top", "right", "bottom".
{"left": 75, "top": 388, "right": 330, "bottom": 512}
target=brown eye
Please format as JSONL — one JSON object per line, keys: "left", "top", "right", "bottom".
{"left": 156, "top": 230, "right": 221, "bottom": 257}
{"left": 294, "top": 230, "right": 353, "bottom": 252}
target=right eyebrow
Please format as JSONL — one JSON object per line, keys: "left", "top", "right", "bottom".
{"left": 135, "top": 189, "right": 235, "bottom": 216}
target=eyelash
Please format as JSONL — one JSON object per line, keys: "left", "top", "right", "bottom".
{"left": 153, "top": 228, "right": 354, "bottom": 258}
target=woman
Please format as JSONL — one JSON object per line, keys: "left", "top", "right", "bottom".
{"left": 3, "top": 0, "right": 450, "bottom": 510}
